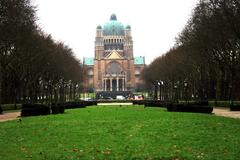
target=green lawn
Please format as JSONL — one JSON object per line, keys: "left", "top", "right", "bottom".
{"left": 0, "top": 106, "right": 240, "bottom": 160}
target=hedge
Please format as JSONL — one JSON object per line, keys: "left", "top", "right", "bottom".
{"left": 230, "top": 104, "right": 240, "bottom": 111}
{"left": 167, "top": 101, "right": 213, "bottom": 114}
{"left": 63, "top": 101, "right": 86, "bottom": 109}
{"left": 1, "top": 104, "right": 22, "bottom": 111}
{"left": 0, "top": 106, "right": 3, "bottom": 114}
{"left": 51, "top": 103, "right": 65, "bottom": 114}
{"left": 21, "top": 104, "right": 50, "bottom": 117}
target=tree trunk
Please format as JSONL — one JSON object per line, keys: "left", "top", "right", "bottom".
{"left": 0, "top": 64, "right": 2, "bottom": 112}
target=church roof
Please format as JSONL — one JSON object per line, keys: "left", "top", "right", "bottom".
{"left": 134, "top": 56, "right": 145, "bottom": 65}
{"left": 83, "top": 57, "right": 94, "bottom": 66}
{"left": 103, "top": 14, "right": 125, "bottom": 36}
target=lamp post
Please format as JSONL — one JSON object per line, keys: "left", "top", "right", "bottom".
{"left": 157, "top": 81, "right": 160, "bottom": 100}
{"left": 229, "top": 84, "right": 232, "bottom": 106}
{"left": 184, "top": 81, "right": 188, "bottom": 102}
{"left": 174, "top": 84, "right": 178, "bottom": 102}
{"left": 153, "top": 81, "right": 158, "bottom": 100}
{"left": 173, "top": 81, "right": 180, "bottom": 102}
{"left": 159, "top": 80, "right": 164, "bottom": 101}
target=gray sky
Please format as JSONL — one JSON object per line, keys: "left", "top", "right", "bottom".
{"left": 33, "top": 0, "right": 198, "bottom": 64}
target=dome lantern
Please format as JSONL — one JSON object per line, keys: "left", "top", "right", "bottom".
{"left": 110, "top": 14, "right": 117, "bottom": 21}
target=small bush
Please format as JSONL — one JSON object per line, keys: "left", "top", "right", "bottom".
{"left": 144, "top": 100, "right": 170, "bottom": 108}
{"left": 51, "top": 103, "right": 65, "bottom": 114}
{"left": 209, "top": 101, "right": 240, "bottom": 108}
{"left": 167, "top": 101, "right": 213, "bottom": 114}
{"left": 63, "top": 101, "right": 86, "bottom": 109}
{"left": 132, "top": 100, "right": 145, "bottom": 105}
{"left": 21, "top": 104, "right": 50, "bottom": 117}
{"left": 0, "top": 105, "right": 3, "bottom": 114}
{"left": 1, "top": 104, "right": 22, "bottom": 111}
{"left": 230, "top": 104, "right": 240, "bottom": 111}
{"left": 85, "top": 101, "right": 97, "bottom": 106}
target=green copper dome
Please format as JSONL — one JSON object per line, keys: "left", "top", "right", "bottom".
{"left": 97, "top": 25, "right": 102, "bottom": 29}
{"left": 125, "top": 25, "right": 131, "bottom": 29}
{"left": 103, "top": 14, "right": 124, "bottom": 36}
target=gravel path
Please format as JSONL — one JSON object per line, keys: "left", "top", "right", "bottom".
{"left": 213, "top": 108, "right": 240, "bottom": 119}
{"left": 0, "top": 112, "right": 21, "bottom": 122}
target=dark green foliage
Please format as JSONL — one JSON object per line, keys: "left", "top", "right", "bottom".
{"left": 63, "top": 101, "right": 86, "bottom": 109}
{"left": 132, "top": 100, "right": 145, "bottom": 105}
{"left": 132, "top": 100, "right": 171, "bottom": 107}
{"left": 230, "top": 104, "right": 240, "bottom": 111}
{"left": 85, "top": 100, "right": 97, "bottom": 106}
{"left": 144, "top": 100, "right": 171, "bottom": 108}
{"left": 1, "top": 104, "right": 22, "bottom": 111}
{"left": 51, "top": 103, "right": 65, "bottom": 114}
{"left": 0, "top": 105, "right": 3, "bottom": 114}
{"left": 167, "top": 101, "right": 213, "bottom": 114}
{"left": 21, "top": 104, "right": 50, "bottom": 117}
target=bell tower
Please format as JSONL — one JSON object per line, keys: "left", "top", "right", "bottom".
{"left": 95, "top": 25, "right": 104, "bottom": 59}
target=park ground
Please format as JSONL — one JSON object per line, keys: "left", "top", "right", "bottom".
{"left": 0, "top": 106, "right": 240, "bottom": 159}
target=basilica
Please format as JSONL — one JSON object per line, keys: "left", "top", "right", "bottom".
{"left": 84, "top": 14, "right": 145, "bottom": 92}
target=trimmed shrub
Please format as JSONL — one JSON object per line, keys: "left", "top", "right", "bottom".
{"left": 21, "top": 104, "right": 50, "bottom": 117}
{"left": 0, "top": 105, "right": 3, "bottom": 114}
{"left": 63, "top": 101, "right": 86, "bottom": 109}
{"left": 85, "top": 101, "right": 97, "bottom": 106}
{"left": 1, "top": 104, "right": 22, "bottom": 111}
{"left": 230, "top": 104, "right": 240, "bottom": 111}
{"left": 144, "top": 100, "right": 170, "bottom": 108}
{"left": 209, "top": 101, "right": 240, "bottom": 108}
{"left": 51, "top": 103, "right": 65, "bottom": 114}
{"left": 167, "top": 101, "right": 213, "bottom": 114}
{"left": 132, "top": 100, "right": 145, "bottom": 105}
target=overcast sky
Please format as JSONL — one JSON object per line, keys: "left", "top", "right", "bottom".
{"left": 33, "top": 0, "right": 198, "bottom": 64}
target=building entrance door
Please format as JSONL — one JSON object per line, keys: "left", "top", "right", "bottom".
{"left": 112, "top": 79, "right": 117, "bottom": 91}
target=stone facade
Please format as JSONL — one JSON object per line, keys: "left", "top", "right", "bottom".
{"left": 84, "top": 14, "right": 145, "bottom": 92}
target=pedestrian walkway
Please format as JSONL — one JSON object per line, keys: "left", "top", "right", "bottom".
{"left": 213, "top": 108, "right": 240, "bottom": 119}
{"left": 0, "top": 112, "right": 20, "bottom": 122}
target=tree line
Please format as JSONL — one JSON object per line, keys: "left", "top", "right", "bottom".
{"left": 143, "top": 0, "right": 240, "bottom": 101}
{"left": 0, "top": 0, "right": 84, "bottom": 107}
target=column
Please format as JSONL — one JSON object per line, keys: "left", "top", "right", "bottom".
{"left": 102, "top": 79, "right": 104, "bottom": 91}
{"left": 104, "top": 79, "right": 107, "bottom": 91}
{"left": 110, "top": 78, "right": 113, "bottom": 91}
{"left": 122, "top": 78, "right": 124, "bottom": 91}
{"left": 116, "top": 77, "right": 119, "bottom": 91}
{"left": 124, "top": 78, "right": 126, "bottom": 91}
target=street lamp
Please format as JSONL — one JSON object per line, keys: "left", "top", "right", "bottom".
{"left": 174, "top": 84, "right": 178, "bottom": 102}
{"left": 173, "top": 81, "right": 180, "bottom": 102}
{"left": 157, "top": 81, "right": 160, "bottom": 100}
{"left": 153, "top": 81, "right": 159, "bottom": 100}
{"left": 184, "top": 81, "right": 188, "bottom": 102}
{"left": 229, "top": 84, "right": 233, "bottom": 106}
{"left": 159, "top": 80, "right": 164, "bottom": 101}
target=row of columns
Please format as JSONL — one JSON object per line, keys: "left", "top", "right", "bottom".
{"left": 102, "top": 77, "right": 126, "bottom": 91}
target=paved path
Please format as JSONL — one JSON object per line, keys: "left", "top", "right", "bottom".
{"left": 213, "top": 108, "right": 240, "bottom": 119}
{"left": 0, "top": 112, "right": 21, "bottom": 122}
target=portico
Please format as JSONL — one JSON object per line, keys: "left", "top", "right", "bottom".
{"left": 102, "top": 73, "right": 126, "bottom": 91}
